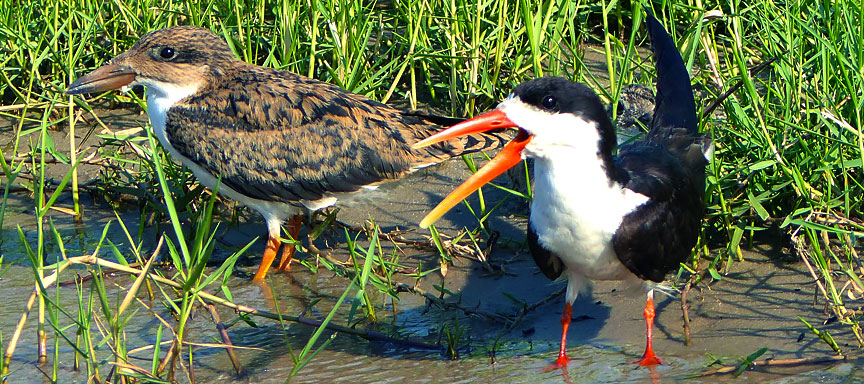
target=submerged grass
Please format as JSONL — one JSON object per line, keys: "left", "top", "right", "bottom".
{"left": 0, "top": 0, "right": 863, "bottom": 381}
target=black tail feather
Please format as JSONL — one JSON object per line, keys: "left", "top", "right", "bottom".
{"left": 645, "top": 9, "right": 698, "bottom": 134}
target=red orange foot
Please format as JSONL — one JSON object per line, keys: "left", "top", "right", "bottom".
{"left": 541, "top": 354, "right": 571, "bottom": 372}
{"left": 554, "top": 354, "right": 571, "bottom": 367}
{"left": 635, "top": 353, "right": 662, "bottom": 366}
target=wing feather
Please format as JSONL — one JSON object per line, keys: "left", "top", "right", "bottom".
{"left": 164, "top": 65, "right": 503, "bottom": 204}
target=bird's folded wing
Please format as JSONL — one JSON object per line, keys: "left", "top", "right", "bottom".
{"left": 612, "top": 145, "right": 705, "bottom": 282}
{"left": 163, "top": 73, "right": 428, "bottom": 203}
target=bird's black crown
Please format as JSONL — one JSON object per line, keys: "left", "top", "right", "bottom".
{"left": 511, "top": 77, "right": 607, "bottom": 121}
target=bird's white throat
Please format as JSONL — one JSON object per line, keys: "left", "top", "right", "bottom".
{"left": 497, "top": 97, "right": 604, "bottom": 160}
{"left": 139, "top": 80, "right": 201, "bottom": 152}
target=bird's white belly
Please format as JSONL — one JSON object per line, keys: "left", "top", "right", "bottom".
{"left": 144, "top": 91, "right": 303, "bottom": 228}
{"left": 531, "top": 198, "right": 633, "bottom": 282}
{"left": 529, "top": 157, "right": 649, "bottom": 283}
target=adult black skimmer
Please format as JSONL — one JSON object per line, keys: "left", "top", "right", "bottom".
{"left": 66, "top": 26, "right": 505, "bottom": 281}
{"left": 413, "top": 10, "right": 711, "bottom": 367}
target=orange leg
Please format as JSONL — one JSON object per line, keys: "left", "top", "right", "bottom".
{"left": 252, "top": 234, "right": 281, "bottom": 282}
{"left": 636, "top": 296, "right": 662, "bottom": 366}
{"left": 542, "top": 302, "right": 572, "bottom": 371}
{"left": 277, "top": 215, "right": 302, "bottom": 271}
{"left": 555, "top": 302, "right": 573, "bottom": 366}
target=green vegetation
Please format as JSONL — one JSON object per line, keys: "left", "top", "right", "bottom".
{"left": 0, "top": 0, "right": 862, "bottom": 382}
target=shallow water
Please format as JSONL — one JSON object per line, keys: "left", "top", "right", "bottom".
{"left": 1, "top": 167, "right": 862, "bottom": 384}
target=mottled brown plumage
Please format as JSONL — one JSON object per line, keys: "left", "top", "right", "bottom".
{"left": 168, "top": 63, "right": 488, "bottom": 203}
{"left": 67, "top": 26, "right": 506, "bottom": 281}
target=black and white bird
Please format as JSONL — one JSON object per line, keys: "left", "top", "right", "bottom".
{"left": 412, "top": 10, "right": 711, "bottom": 367}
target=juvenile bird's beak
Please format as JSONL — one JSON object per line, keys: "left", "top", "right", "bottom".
{"left": 66, "top": 63, "right": 136, "bottom": 95}
{"left": 413, "top": 110, "right": 531, "bottom": 228}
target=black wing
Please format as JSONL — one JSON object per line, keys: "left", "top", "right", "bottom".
{"left": 610, "top": 9, "right": 710, "bottom": 282}
{"left": 612, "top": 144, "right": 705, "bottom": 282}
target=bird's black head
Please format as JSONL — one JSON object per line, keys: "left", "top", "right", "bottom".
{"left": 500, "top": 77, "right": 617, "bottom": 165}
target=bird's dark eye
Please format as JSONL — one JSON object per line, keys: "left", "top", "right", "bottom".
{"left": 541, "top": 95, "right": 557, "bottom": 109}
{"left": 159, "top": 47, "right": 176, "bottom": 60}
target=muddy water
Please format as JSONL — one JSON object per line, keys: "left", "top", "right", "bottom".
{"left": 1, "top": 157, "right": 862, "bottom": 383}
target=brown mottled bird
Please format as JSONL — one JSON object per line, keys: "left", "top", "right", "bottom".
{"left": 66, "top": 26, "right": 505, "bottom": 281}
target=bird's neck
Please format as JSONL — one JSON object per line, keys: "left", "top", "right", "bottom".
{"left": 531, "top": 146, "right": 621, "bottom": 211}
{"left": 143, "top": 81, "right": 201, "bottom": 150}
{"left": 529, "top": 146, "right": 646, "bottom": 239}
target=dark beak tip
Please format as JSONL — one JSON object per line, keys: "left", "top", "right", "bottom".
{"left": 64, "top": 84, "right": 86, "bottom": 95}
{"left": 65, "top": 77, "right": 88, "bottom": 95}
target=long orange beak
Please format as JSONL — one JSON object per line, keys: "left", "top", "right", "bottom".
{"left": 412, "top": 110, "right": 530, "bottom": 228}
{"left": 66, "top": 63, "right": 136, "bottom": 95}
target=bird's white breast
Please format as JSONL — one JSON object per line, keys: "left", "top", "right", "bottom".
{"left": 530, "top": 151, "right": 649, "bottom": 302}
{"left": 509, "top": 111, "right": 649, "bottom": 301}
{"left": 530, "top": 152, "right": 647, "bottom": 272}
{"left": 140, "top": 80, "right": 199, "bottom": 161}
{"left": 139, "top": 81, "right": 302, "bottom": 225}
{"left": 143, "top": 82, "right": 237, "bottom": 199}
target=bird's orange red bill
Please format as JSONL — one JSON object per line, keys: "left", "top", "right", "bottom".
{"left": 412, "top": 110, "right": 530, "bottom": 228}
